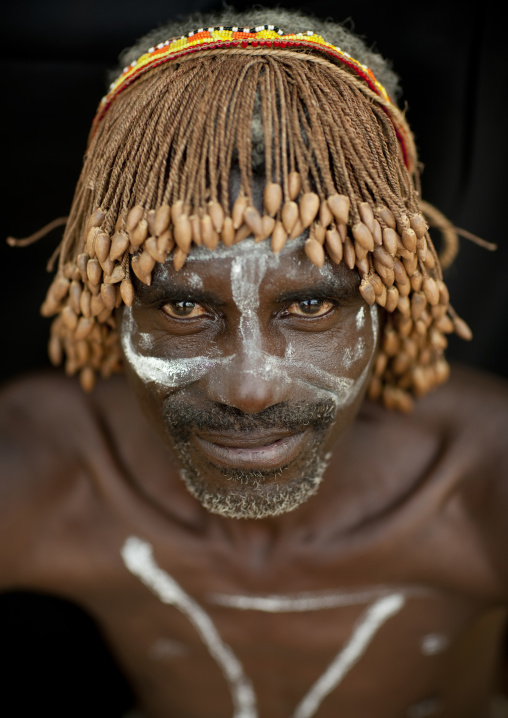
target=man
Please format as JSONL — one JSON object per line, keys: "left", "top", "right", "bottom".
{"left": 2, "top": 7, "right": 508, "bottom": 717}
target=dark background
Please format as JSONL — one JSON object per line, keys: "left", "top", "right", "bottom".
{"left": 1, "top": 0, "right": 506, "bottom": 715}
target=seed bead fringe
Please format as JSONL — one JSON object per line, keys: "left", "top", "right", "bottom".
{"left": 39, "top": 48, "right": 470, "bottom": 407}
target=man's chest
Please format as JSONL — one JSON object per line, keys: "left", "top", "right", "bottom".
{"left": 88, "top": 536, "right": 505, "bottom": 718}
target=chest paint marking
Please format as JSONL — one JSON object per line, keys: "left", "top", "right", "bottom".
{"left": 122, "top": 537, "right": 406, "bottom": 718}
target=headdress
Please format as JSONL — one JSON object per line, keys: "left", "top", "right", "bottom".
{"left": 38, "top": 21, "right": 471, "bottom": 410}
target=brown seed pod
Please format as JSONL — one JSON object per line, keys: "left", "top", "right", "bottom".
{"left": 378, "top": 206, "right": 396, "bottom": 229}
{"left": 319, "top": 200, "right": 333, "bottom": 228}
{"left": 374, "top": 262, "right": 394, "bottom": 287}
{"left": 401, "top": 228, "right": 417, "bottom": 253}
{"left": 147, "top": 209, "right": 157, "bottom": 237}
{"left": 174, "top": 215, "right": 192, "bottom": 252}
{"left": 382, "top": 227, "right": 398, "bottom": 256}
{"left": 369, "top": 273, "right": 384, "bottom": 296}
{"left": 51, "top": 276, "right": 70, "bottom": 302}
{"left": 189, "top": 215, "right": 202, "bottom": 246}
{"left": 383, "top": 328, "right": 399, "bottom": 356}
{"left": 86, "top": 258, "right": 102, "bottom": 287}
{"left": 453, "top": 316, "right": 473, "bottom": 340}
{"left": 170, "top": 200, "right": 184, "bottom": 225}
{"left": 271, "top": 222, "right": 287, "bottom": 253}
{"left": 86, "top": 226, "right": 99, "bottom": 257}
{"left": 392, "top": 352, "right": 411, "bottom": 376}
{"left": 173, "top": 247, "right": 187, "bottom": 271}
{"left": 144, "top": 237, "right": 166, "bottom": 263}
{"left": 232, "top": 195, "right": 248, "bottom": 229}
{"left": 100, "top": 283, "right": 117, "bottom": 312}
{"left": 235, "top": 223, "right": 252, "bottom": 243}
{"left": 376, "top": 285, "right": 387, "bottom": 307}
{"left": 358, "top": 202, "right": 375, "bottom": 232}
{"left": 327, "top": 194, "right": 350, "bottom": 225}
{"left": 431, "top": 304, "right": 447, "bottom": 320}
{"left": 398, "top": 315, "right": 413, "bottom": 338}
{"left": 396, "top": 278, "right": 411, "bottom": 297}
{"left": 75, "top": 316, "right": 94, "bottom": 340}
{"left": 62, "top": 305, "right": 78, "bottom": 331}
{"left": 424, "top": 251, "right": 436, "bottom": 270}
{"left": 354, "top": 240, "right": 369, "bottom": 261}
{"left": 264, "top": 183, "right": 283, "bottom": 216}
{"left": 305, "top": 238, "right": 325, "bottom": 267}
{"left": 288, "top": 171, "right": 301, "bottom": 200}
{"left": 414, "top": 319, "right": 427, "bottom": 336}
{"left": 158, "top": 231, "right": 175, "bottom": 256}
{"left": 410, "top": 213, "right": 427, "bottom": 238}
{"left": 48, "top": 335, "right": 63, "bottom": 366}
{"left": 63, "top": 262, "right": 75, "bottom": 280}
{"left": 312, "top": 223, "right": 326, "bottom": 245}
{"left": 434, "top": 315, "right": 454, "bottom": 333}
{"left": 368, "top": 375, "right": 382, "bottom": 401}
{"left": 69, "top": 280, "right": 82, "bottom": 315}
{"left": 325, "top": 228, "right": 343, "bottom": 263}
{"left": 130, "top": 219, "right": 148, "bottom": 250}
{"left": 417, "top": 236, "right": 428, "bottom": 263}
{"left": 244, "top": 206, "right": 263, "bottom": 237}
{"left": 153, "top": 205, "right": 171, "bottom": 237}
{"left": 359, "top": 278, "right": 376, "bottom": 305}
{"left": 410, "top": 270, "right": 423, "bottom": 292}
{"left": 429, "top": 327, "right": 447, "bottom": 350}
{"left": 356, "top": 256, "right": 370, "bottom": 275}
{"left": 372, "top": 220, "right": 383, "bottom": 246}
{"left": 374, "top": 351, "right": 388, "bottom": 377}
{"left": 352, "top": 223, "right": 374, "bottom": 252}
{"left": 281, "top": 201, "right": 299, "bottom": 234}
{"left": 423, "top": 277, "right": 440, "bottom": 306}
{"left": 97, "top": 307, "right": 112, "bottom": 323}
{"left": 437, "top": 280, "right": 449, "bottom": 306}
{"left": 94, "top": 232, "right": 110, "bottom": 264}
{"left": 403, "top": 254, "right": 418, "bottom": 277}
{"left": 299, "top": 192, "right": 320, "bottom": 229}
{"left": 201, "top": 215, "right": 219, "bottom": 249}
{"left": 88, "top": 208, "right": 106, "bottom": 231}
{"left": 393, "top": 258, "right": 408, "bottom": 284}
{"left": 80, "top": 366, "right": 96, "bottom": 393}
{"left": 221, "top": 217, "right": 235, "bottom": 246}
{"left": 138, "top": 249, "right": 156, "bottom": 276}
{"left": 385, "top": 285, "right": 399, "bottom": 312}
{"left": 396, "top": 243, "right": 413, "bottom": 261}
{"left": 131, "top": 255, "right": 151, "bottom": 285}
{"left": 337, "top": 223, "right": 348, "bottom": 243}
{"left": 434, "top": 359, "right": 451, "bottom": 384}
{"left": 208, "top": 201, "right": 225, "bottom": 233}
{"left": 90, "top": 293, "right": 105, "bottom": 317}
{"left": 373, "top": 246, "right": 394, "bottom": 269}
{"left": 126, "top": 205, "right": 145, "bottom": 233}
{"left": 100, "top": 257, "right": 115, "bottom": 277}
{"left": 80, "top": 288, "right": 92, "bottom": 318}
{"left": 289, "top": 218, "right": 304, "bottom": 240}
{"left": 411, "top": 292, "right": 427, "bottom": 320}
{"left": 260, "top": 215, "right": 275, "bottom": 241}
{"left": 397, "top": 295, "right": 411, "bottom": 317}
{"left": 120, "top": 278, "right": 134, "bottom": 306}
{"left": 110, "top": 230, "right": 129, "bottom": 261}
{"left": 105, "top": 264, "right": 126, "bottom": 284}
{"left": 343, "top": 237, "right": 356, "bottom": 270}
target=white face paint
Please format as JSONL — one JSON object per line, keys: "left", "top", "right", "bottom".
{"left": 120, "top": 239, "right": 378, "bottom": 409}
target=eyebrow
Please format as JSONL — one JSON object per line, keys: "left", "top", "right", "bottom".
{"left": 276, "top": 275, "right": 359, "bottom": 304}
{"left": 136, "top": 281, "right": 226, "bottom": 306}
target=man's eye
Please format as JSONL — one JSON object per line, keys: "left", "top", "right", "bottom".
{"left": 287, "top": 299, "right": 334, "bottom": 317}
{"left": 162, "top": 301, "right": 206, "bottom": 318}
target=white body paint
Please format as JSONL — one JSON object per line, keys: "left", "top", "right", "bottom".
{"left": 122, "top": 537, "right": 408, "bottom": 718}
{"left": 121, "top": 240, "right": 379, "bottom": 410}
{"left": 121, "top": 537, "right": 257, "bottom": 718}
{"left": 420, "top": 633, "right": 449, "bottom": 656}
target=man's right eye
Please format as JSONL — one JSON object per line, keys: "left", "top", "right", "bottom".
{"left": 162, "top": 301, "right": 206, "bottom": 318}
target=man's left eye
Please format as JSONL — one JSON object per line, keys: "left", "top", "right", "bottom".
{"left": 162, "top": 301, "right": 206, "bottom": 318}
{"left": 287, "top": 299, "right": 334, "bottom": 317}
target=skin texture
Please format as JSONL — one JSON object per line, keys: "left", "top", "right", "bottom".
{"left": 1, "top": 239, "right": 508, "bottom": 717}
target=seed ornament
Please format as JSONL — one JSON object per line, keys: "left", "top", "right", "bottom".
{"left": 23, "top": 22, "right": 476, "bottom": 410}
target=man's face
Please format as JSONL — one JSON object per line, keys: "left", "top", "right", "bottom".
{"left": 120, "top": 238, "right": 378, "bottom": 519}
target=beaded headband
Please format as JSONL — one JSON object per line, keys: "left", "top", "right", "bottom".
{"left": 93, "top": 24, "right": 410, "bottom": 168}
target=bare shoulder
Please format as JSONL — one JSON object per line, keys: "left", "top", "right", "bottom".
{"left": 0, "top": 372, "right": 110, "bottom": 587}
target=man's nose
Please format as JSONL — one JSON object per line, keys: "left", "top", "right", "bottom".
{"left": 203, "top": 349, "right": 291, "bottom": 415}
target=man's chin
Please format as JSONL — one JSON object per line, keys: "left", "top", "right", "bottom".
{"left": 178, "top": 454, "right": 331, "bottom": 520}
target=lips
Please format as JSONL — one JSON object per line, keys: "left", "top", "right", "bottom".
{"left": 193, "top": 429, "right": 307, "bottom": 470}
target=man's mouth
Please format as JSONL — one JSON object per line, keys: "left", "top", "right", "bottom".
{"left": 193, "top": 429, "right": 307, "bottom": 470}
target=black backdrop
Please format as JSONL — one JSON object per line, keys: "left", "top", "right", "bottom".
{"left": 1, "top": 1, "right": 507, "bottom": 715}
